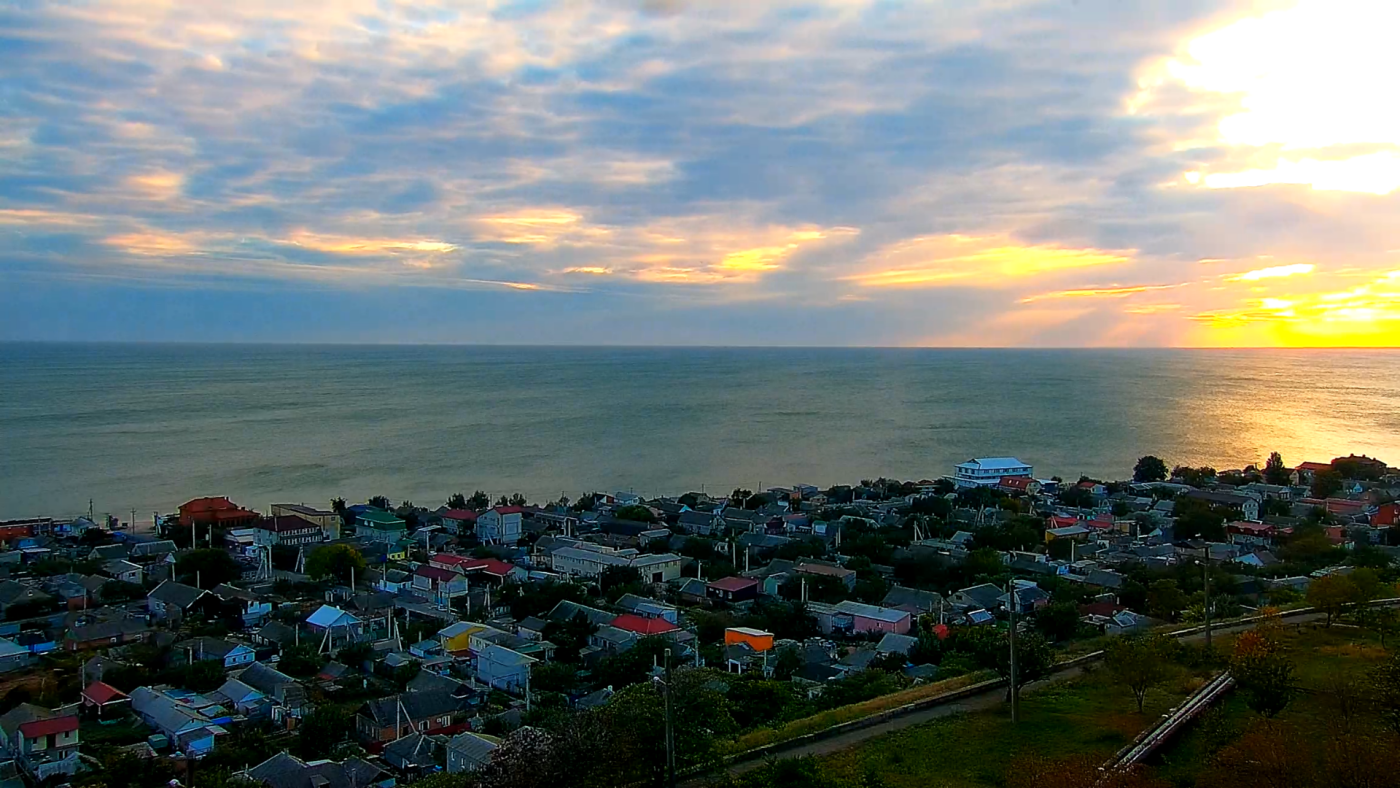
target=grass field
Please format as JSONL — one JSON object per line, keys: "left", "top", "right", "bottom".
{"left": 723, "top": 672, "right": 993, "bottom": 755}
{"left": 814, "top": 664, "right": 1213, "bottom": 788}
{"left": 1153, "top": 623, "right": 1390, "bottom": 785}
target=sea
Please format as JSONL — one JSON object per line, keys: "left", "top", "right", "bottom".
{"left": 1, "top": 343, "right": 1397, "bottom": 523}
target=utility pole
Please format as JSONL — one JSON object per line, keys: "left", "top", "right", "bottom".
{"left": 1203, "top": 556, "right": 1212, "bottom": 649}
{"left": 1008, "top": 582, "right": 1019, "bottom": 724}
{"left": 664, "top": 647, "right": 676, "bottom": 788}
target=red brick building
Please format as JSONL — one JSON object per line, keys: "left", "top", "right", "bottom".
{"left": 178, "top": 497, "right": 259, "bottom": 528}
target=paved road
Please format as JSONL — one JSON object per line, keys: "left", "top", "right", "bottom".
{"left": 699, "top": 612, "right": 1332, "bottom": 782}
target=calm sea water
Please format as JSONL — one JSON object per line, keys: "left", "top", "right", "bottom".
{"left": 1, "top": 344, "right": 1397, "bottom": 521}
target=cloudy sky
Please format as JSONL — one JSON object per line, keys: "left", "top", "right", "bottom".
{"left": 2, "top": 0, "right": 1397, "bottom": 346}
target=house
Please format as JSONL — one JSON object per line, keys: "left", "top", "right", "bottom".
{"left": 952, "top": 458, "right": 1034, "bottom": 488}
{"left": 1227, "top": 521, "right": 1277, "bottom": 547}
{"left": 412, "top": 565, "right": 469, "bottom": 606}
{"left": 875, "top": 633, "right": 919, "bottom": 656}
{"left": 437, "top": 621, "right": 487, "bottom": 655}
{"left": 951, "top": 583, "right": 1004, "bottom": 611}
{"left": 476, "top": 642, "right": 537, "bottom": 692}
{"left": 382, "top": 732, "right": 446, "bottom": 777}
{"left": 102, "top": 559, "right": 142, "bottom": 584}
{"left": 677, "top": 511, "right": 722, "bottom": 536}
{"left": 0, "top": 521, "right": 34, "bottom": 544}
{"left": 0, "top": 580, "right": 51, "bottom": 617}
{"left": 549, "top": 544, "right": 689, "bottom": 582}
{"left": 88, "top": 544, "right": 130, "bottom": 562}
{"left": 0, "top": 704, "right": 81, "bottom": 781}
{"left": 81, "top": 681, "right": 130, "bottom": 719}
{"left": 210, "top": 583, "right": 273, "bottom": 627}
{"left": 476, "top": 507, "right": 524, "bottom": 546}
{"left": 233, "top": 662, "right": 305, "bottom": 714}
{"left": 147, "top": 580, "right": 208, "bottom": 622}
{"left": 129, "top": 539, "right": 179, "bottom": 564}
{"left": 1046, "top": 525, "right": 1092, "bottom": 542}
{"left": 446, "top": 731, "right": 499, "bottom": 773}
{"left": 707, "top": 576, "right": 760, "bottom": 603}
{"left": 179, "top": 497, "right": 260, "bottom": 528}
{"left": 723, "top": 627, "right": 774, "bottom": 653}
{"left": 306, "top": 605, "right": 364, "bottom": 650}
{"left": 65, "top": 617, "right": 152, "bottom": 651}
{"left": 129, "top": 686, "right": 227, "bottom": 757}
{"left": 0, "top": 639, "right": 31, "bottom": 673}
{"left": 615, "top": 593, "right": 679, "bottom": 624}
{"left": 999, "top": 581, "right": 1050, "bottom": 615}
{"left": 254, "top": 515, "right": 323, "bottom": 547}
{"left": 440, "top": 509, "right": 479, "bottom": 536}
{"left": 355, "top": 510, "right": 407, "bottom": 543}
{"left": 610, "top": 614, "right": 679, "bottom": 636}
{"left": 832, "top": 601, "right": 912, "bottom": 635}
{"left": 998, "top": 477, "right": 1042, "bottom": 495}
{"left": 15, "top": 631, "right": 55, "bottom": 656}
{"left": 357, "top": 692, "right": 470, "bottom": 744}
{"left": 271, "top": 504, "right": 342, "bottom": 541}
{"left": 255, "top": 620, "right": 299, "bottom": 650}
{"left": 879, "top": 585, "right": 946, "bottom": 615}
{"left": 1184, "top": 489, "right": 1260, "bottom": 522}
{"left": 173, "top": 637, "right": 257, "bottom": 670}
{"left": 247, "top": 752, "right": 391, "bottom": 788}
{"left": 795, "top": 560, "right": 857, "bottom": 590}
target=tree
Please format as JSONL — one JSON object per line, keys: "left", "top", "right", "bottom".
{"left": 1230, "top": 631, "right": 1296, "bottom": 718}
{"left": 469, "top": 490, "right": 491, "bottom": 510}
{"left": 542, "top": 612, "right": 598, "bottom": 663}
{"left": 1147, "top": 579, "right": 1188, "bottom": 621}
{"left": 1133, "top": 456, "right": 1169, "bottom": 483}
{"left": 1033, "top": 601, "right": 1082, "bottom": 643}
{"left": 1058, "top": 487, "right": 1095, "bottom": 509}
{"left": 1105, "top": 635, "right": 1174, "bottom": 713}
{"left": 598, "top": 566, "right": 643, "bottom": 599}
{"left": 613, "top": 505, "right": 658, "bottom": 524}
{"left": 279, "top": 644, "right": 325, "bottom": 678}
{"left": 175, "top": 549, "right": 241, "bottom": 589}
{"left": 447, "top": 492, "right": 468, "bottom": 510}
{"left": 1310, "top": 469, "right": 1343, "bottom": 500}
{"left": 304, "top": 543, "right": 366, "bottom": 584}
{"left": 1306, "top": 573, "right": 1359, "bottom": 626}
{"left": 994, "top": 630, "right": 1053, "bottom": 699}
{"left": 367, "top": 495, "right": 392, "bottom": 510}
{"left": 1264, "top": 452, "right": 1291, "bottom": 486}
{"left": 531, "top": 661, "right": 581, "bottom": 694}
{"left": 293, "top": 703, "right": 353, "bottom": 760}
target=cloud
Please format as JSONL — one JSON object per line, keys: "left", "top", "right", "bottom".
{"left": 2, "top": 0, "right": 1398, "bottom": 345}
{"left": 1230, "top": 263, "right": 1315, "bottom": 282}
{"left": 848, "top": 235, "right": 1133, "bottom": 289}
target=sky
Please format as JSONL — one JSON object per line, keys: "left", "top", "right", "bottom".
{"left": 1, "top": 0, "right": 1398, "bottom": 347}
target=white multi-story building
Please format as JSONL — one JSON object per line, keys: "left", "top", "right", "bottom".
{"left": 951, "top": 457, "right": 1034, "bottom": 488}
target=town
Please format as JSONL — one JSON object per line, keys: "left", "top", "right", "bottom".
{"left": 0, "top": 451, "right": 1396, "bottom": 788}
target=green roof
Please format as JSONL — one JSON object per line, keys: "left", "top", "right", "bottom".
{"left": 358, "top": 510, "right": 406, "bottom": 528}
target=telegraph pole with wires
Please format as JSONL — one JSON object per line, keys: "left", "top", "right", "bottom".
{"left": 1008, "top": 581, "right": 1019, "bottom": 724}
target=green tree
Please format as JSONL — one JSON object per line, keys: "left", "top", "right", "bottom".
{"left": 1106, "top": 635, "right": 1174, "bottom": 713}
{"left": 542, "top": 612, "right": 598, "bottom": 663}
{"left": 600, "top": 667, "right": 737, "bottom": 783}
{"left": 1231, "top": 633, "right": 1296, "bottom": 718}
{"left": 304, "top": 543, "right": 366, "bottom": 584}
{"left": 598, "top": 566, "right": 643, "bottom": 599}
{"left": 1263, "top": 452, "right": 1291, "bottom": 485}
{"left": 1147, "top": 579, "right": 1188, "bottom": 621}
{"left": 1310, "top": 469, "right": 1343, "bottom": 500}
{"left": 293, "top": 703, "right": 353, "bottom": 760}
{"left": 278, "top": 643, "right": 325, "bottom": 678}
{"left": 531, "top": 661, "right": 581, "bottom": 694}
{"left": 469, "top": 490, "right": 491, "bottom": 510}
{"left": 175, "top": 549, "right": 241, "bottom": 589}
{"left": 1033, "top": 601, "right": 1082, "bottom": 643}
{"left": 446, "top": 492, "right": 468, "bottom": 510}
{"left": 994, "top": 630, "right": 1053, "bottom": 700}
{"left": 1306, "top": 573, "right": 1359, "bottom": 626}
{"left": 1133, "top": 456, "right": 1169, "bottom": 483}
{"left": 613, "top": 505, "right": 658, "bottom": 524}
{"left": 1372, "top": 653, "right": 1400, "bottom": 735}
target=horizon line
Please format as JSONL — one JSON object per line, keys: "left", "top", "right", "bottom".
{"left": 0, "top": 340, "right": 1397, "bottom": 351}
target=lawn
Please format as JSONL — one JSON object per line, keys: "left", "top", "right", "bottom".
{"left": 816, "top": 665, "right": 1211, "bottom": 788}
{"left": 1153, "top": 623, "right": 1391, "bottom": 785}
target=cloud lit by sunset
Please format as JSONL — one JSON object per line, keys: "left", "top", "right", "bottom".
{"left": 1, "top": 0, "right": 1397, "bottom": 346}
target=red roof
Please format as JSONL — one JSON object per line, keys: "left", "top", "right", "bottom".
{"left": 1049, "top": 515, "right": 1080, "bottom": 529}
{"left": 1079, "top": 601, "right": 1126, "bottom": 617}
{"left": 468, "top": 559, "right": 516, "bottom": 577}
{"left": 492, "top": 506, "right": 525, "bottom": 515}
{"left": 180, "top": 496, "right": 238, "bottom": 513}
{"left": 83, "top": 681, "right": 128, "bottom": 705}
{"left": 1228, "top": 521, "right": 1274, "bottom": 535}
{"left": 1295, "top": 462, "right": 1332, "bottom": 473}
{"left": 442, "top": 509, "right": 479, "bottom": 522}
{"left": 19, "top": 716, "right": 78, "bottom": 738}
{"left": 431, "top": 553, "right": 473, "bottom": 567}
{"left": 707, "top": 576, "right": 759, "bottom": 593}
{"left": 999, "top": 477, "right": 1033, "bottom": 491}
{"left": 414, "top": 565, "right": 460, "bottom": 583}
{"left": 611, "top": 614, "right": 679, "bottom": 635}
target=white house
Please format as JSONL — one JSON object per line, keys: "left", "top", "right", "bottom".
{"left": 476, "top": 507, "right": 523, "bottom": 546}
{"left": 549, "top": 544, "right": 688, "bottom": 583}
{"left": 951, "top": 458, "right": 1034, "bottom": 488}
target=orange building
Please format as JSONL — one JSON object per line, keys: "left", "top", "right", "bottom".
{"left": 723, "top": 627, "right": 774, "bottom": 653}
{"left": 178, "top": 496, "right": 259, "bottom": 528}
